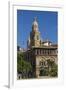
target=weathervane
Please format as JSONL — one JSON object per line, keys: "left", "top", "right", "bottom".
{"left": 34, "top": 16, "right": 37, "bottom": 21}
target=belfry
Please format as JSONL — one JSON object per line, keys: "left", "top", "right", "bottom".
{"left": 27, "top": 17, "right": 40, "bottom": 48}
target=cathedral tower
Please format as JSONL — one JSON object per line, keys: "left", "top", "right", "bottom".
{"left": 29, "top": 17, "right": 40, "bottom": 48}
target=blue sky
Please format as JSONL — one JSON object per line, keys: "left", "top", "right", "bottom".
{"left": 17, "top": 10, "right": 58, "bottom": 48}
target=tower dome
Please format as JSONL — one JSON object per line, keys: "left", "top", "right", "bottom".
{"left": 32, "top": 18, "right": 38, "bottom": 26}
{"left": 32, "top": 17, "right": 39, "bottom": 31}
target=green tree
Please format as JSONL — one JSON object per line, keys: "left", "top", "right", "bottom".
{"left": 17, "top": 52, "right": 32, "bottom": 78}
{"left": 49, "top": 63, "right": 58, "bottom": 77}
{"left": 47, "top": 60, "right": 58, "bottom": 77}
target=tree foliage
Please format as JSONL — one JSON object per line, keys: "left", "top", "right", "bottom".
{"left": 17, "top": 52, "right": 32, "bottom": 74}
{"left": 47, "top": 60, "right": 58, "bottom": 77}
{"left": 39, "top": 60, "right": 58, "bottom": 77}
{"left": 49, "top": 63, "right": 58, "bottom": 77}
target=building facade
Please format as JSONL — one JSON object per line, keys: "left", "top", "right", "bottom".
{"left": 26, "top": 17, "right": 58, "bottom": 78}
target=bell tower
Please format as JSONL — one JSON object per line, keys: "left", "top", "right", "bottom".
{"left": 30, "top": 17, "right": 40, "bottom": 47}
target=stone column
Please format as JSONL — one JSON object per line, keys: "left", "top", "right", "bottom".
{"left": 36, "top": 56, "right": 40, "bottom": 78}
{"left": 36, "top": 67, "right": 39, "bottom": 78}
